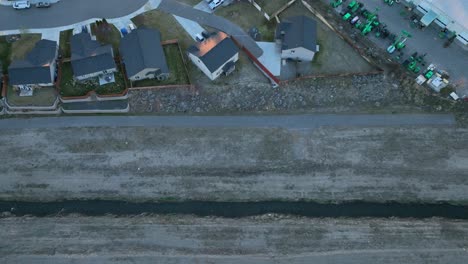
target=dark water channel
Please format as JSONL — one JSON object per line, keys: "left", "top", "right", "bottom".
{"left": 1, "top": 201, "right": 467, "bottom": 219}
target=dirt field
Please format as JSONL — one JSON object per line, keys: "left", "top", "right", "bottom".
{"left": 1, "top": 125, "right": 467, "bottom": 203}
{"left": 1, "top": 215, "right": 467, "bottom": 263}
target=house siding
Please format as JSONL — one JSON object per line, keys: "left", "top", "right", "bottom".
{"left": 281, "top": 47, "right": 315, "bottom": 61}
{"left": 188, "top": 52, "right": 239, "bottom": 81}
{"left": 75, "top": 67, "right": 117, "bottom": 81}
{"left": 130, "top": 68, "right": 169, "bottom": 81}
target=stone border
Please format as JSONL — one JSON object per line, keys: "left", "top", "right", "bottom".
{"left": 2, "top": 75, "right": 60, "bottom": 111}
{"left": 5, "top": 109, "right": 62, "bottom": 115}
{"left": 61, "top": 103, "right": 129, "bottom": 114}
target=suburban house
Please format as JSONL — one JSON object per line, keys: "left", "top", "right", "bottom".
{"left": 8, "top": 39, "right": 58, "bottom": 93}
{"left": 119, "top": 28, "right": 169, "bottom": 82}
{"left": 70, "top": 31, "right": 117, "bottom": 81}
{"left": 275, "top": 15, "right": 319, "bottom": 61}
{"left": 187, "top": 31, "right": 239, "bottom": 81}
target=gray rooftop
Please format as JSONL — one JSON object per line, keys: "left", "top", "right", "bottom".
{"left": 70, "top": 31, "right": 116, "bottom": 77}
{"left": 187, "top": 32, "right": 239, "bottom": 73}
{"left": 119, "top": 28, "right": 169, "bottom": 78}
{"left": 276, "top": 16, "right": 318, "bottom": 52}
{"left": 8, "top": 39, "right": 57, "bottom": 85}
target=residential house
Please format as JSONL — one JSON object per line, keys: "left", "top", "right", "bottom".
{"left": 70, "top": 31, "right": 117, "bottom": 81}
{"left": 119, "top": 28, "right": 169, "bottom": 82}
{"left": 187, "top": 32, "right": 239, "bottom": 81}
{"left": 8, "top": 39, "right": 58, "bottom": 91}
{"left": 275, "top": 15, "right": 319, "bottom": 61}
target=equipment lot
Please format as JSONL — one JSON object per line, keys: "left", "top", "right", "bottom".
{"left": 339, "top": 0, "right": 468, "bottom": 96}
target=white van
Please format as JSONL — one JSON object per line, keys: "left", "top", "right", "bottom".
{"left": 13, "top": 1, "right": 31, "bottom": 10}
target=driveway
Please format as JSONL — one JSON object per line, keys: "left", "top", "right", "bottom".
{"left": 0, "top": 114, "right": 455, "bottom": 130}
{"left": 159, "top": 0, "right": 263, "bottom": 57}
{"left": 0, "top": 0, "right": 148, "bottom": 30}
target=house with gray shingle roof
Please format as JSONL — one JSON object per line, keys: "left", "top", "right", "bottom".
{"left": 187, "top": 32, "right": 239, "bottom": 81}
{"left": 275, "top": 15, "right": 319, "bottom": 61}
{"left": 71, "top": 31, "right": 116, "bottom": 81}
{"left": 120, "top": 28, "right": 169, "bottom": 82}
{"left": 8, "top": 39, "right": 58, "bottom": 90}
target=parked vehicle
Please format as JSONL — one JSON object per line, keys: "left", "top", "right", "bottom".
{"left": 209, "top": 0, "right": 223, "bottom": 10}
{"left": 36, "top": 2, "right": 51, "bottom": 8}
{"left": 195, "top": 33, "right": 205, "bottom": 42}
{"left": 13, "top": 1, "right": 31, "bottom": 10}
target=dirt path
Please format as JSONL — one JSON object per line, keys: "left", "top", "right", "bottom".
{"left": 0, "top": 126, "right": 467, "bottom": 203}
{"left": 1, "top": 215, "right": 467, "bottom": 263}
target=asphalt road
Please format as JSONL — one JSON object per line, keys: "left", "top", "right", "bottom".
{"left": 0, "top": 114, "right": 455, "bottom": 129}
{"left": 0, "top": 0, "right": 148, "bottom": 30}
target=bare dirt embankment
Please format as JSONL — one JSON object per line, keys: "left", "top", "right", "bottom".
{"left": 1, "top": 125, "right": 467, "bottom": 203}
{"left": 1, "top": 215, "right": 467, "bottom": 263}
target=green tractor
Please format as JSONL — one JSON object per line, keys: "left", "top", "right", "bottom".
{"left": 347, "top": 0, "right": 362, "bottom": 14}
{"left": 330, "top": 0, "right": 343, "bottom": 8}
{"left": 387, "top": 30, "right": 412, "bottom": 53}
{"left": 343, "top": 13, "right": 352, "bottom": 21}
{"left": 384, "top": 0, "right": 395, "bottom": 6}
{"left": 361, "top": 8, "right": 379, "bottom": 36}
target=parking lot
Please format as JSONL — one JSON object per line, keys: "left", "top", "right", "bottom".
{"left": 332, "top": 0, "right": 468, "bottom": 97}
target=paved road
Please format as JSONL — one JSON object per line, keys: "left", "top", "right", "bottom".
{"left": 159, "top": 0, "right": 263, "bottom": 57}
{"left": 352, "top": 0, "right": 468, "bottom": 96}
{"left": 0, "top": 0, "right": 148, "bottom": 30}
{"left": 0, "top": 114, "right": 455, "bottom": 130}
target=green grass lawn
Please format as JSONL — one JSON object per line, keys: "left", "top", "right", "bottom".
{"left": 7, "top": 85, "right": 57, "bottom": 106}
{"left": 0, "top": 37, "right": 12, "bottom": 72}
{"left": 10, "top": 34, "right": 41, "bottom": 61}
{"left": 215, "top": 2, "right": 277, "bottom": 41}
{"left": 91, "top": 22, "right": 122, "bottom": 56}
{"left": 59, "top": 62, "right": 127, "bottom": 97}
{"left": 131, "top": 9, "right": 193, "bottom": 50}
{"left": 133, "top": 44, "right": 190, "bottom": 87}
{"left": 59, "top": 29, "right": 73, "bottom": 58}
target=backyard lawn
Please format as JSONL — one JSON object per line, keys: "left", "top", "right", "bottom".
{"left": 132, "top": 44, "right": 190, "bottom": 87}
{"left": 255, "top": 0, "right": 291, "bottom": 15}
{"left": 59, "top": 29, "right": 73, "bottom": 58}
{"left": 91, "top": 21, "right": 122, "bottom": 56}
{"left": 131, "top": 9, "right": 193, "bottom": 50}
{"left": 59, "top": 62, "right": 127, "bottom": 97}
{"left": 10, "top": 34, "right": 41, "bottom": 61}
{"left": 7, "top": 85, "right": 57, "bottom": 106}
{"left": 215, "top": 2, "right": 277, "bottom": 41}
{"left": 0, "top": 37, "right": 12, "bottom": 72}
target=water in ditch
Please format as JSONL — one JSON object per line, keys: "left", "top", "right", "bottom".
{"left": 1, "top": 201, "right": 467, "bottom": 219}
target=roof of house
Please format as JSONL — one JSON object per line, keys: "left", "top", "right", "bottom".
{"left": 8, "top": 39, "right": 57, "bottom": 85}
{"left": 119, "top": 28, "right": 169, "bottom": 78}
{"left": 187, "top": 32, "right": 239, "bottom": 73}
{"left": 70, "top": 31, "right": 116, "bottom": 77}
{"left": 275, "top": 15, "right": 318, "bottom": 52}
